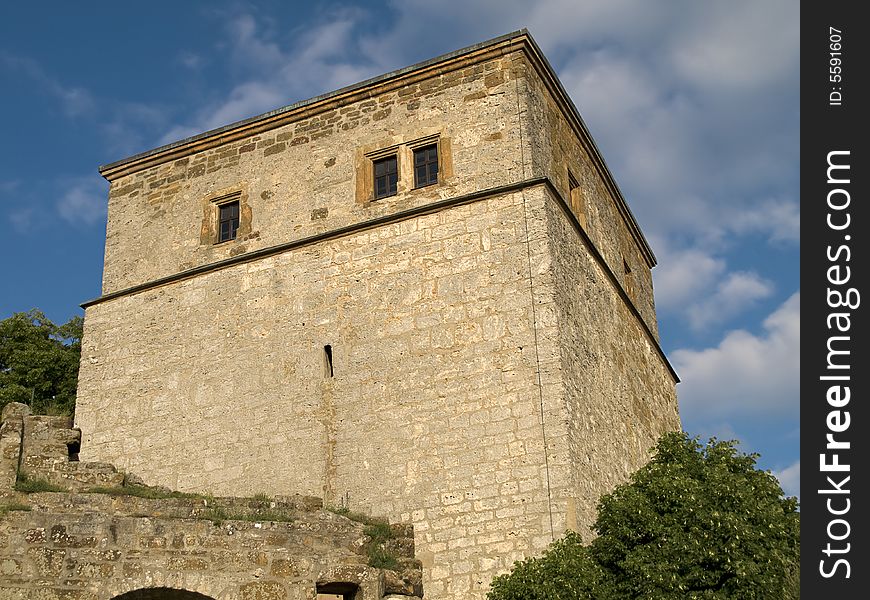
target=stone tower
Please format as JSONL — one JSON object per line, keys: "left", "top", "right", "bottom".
{"left": 76, "top": 30, "right": 680, "bottom": 599}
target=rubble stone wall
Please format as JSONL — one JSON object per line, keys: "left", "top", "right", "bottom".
{"left": 0, "top": 404, "right": 422, "bottom": 600}
{"left": 74, "top": 33, "right": 680, "bottom": 600}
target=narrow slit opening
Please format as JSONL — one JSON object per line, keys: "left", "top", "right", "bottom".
{"left": 324, "top": 344, "right": 334, "bottom": 378}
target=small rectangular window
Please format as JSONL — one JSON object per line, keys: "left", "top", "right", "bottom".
{"left": 413, "top": 144, "right": 438, "bottom": 188}
{"left": 568, "top": 170, "right": 587, "bottom": 230}
{"left": 373, "top": 156, "right": 398, "bottom": 199}
{"left": 623, "top": 257, "right": 635, "bottom": 299}
{"left": 218, "top": 201, "right": 240, "bottom": 243}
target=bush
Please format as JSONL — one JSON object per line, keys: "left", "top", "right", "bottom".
{"left": 489, "top": 432, "right": 800, "bottom": 600}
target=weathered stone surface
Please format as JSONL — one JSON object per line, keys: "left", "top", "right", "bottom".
{"left": 74, "top": 31, "right": 680, "bottom": 600}
{"left": 0, "top": 412, "right": 420, "bottom": 600}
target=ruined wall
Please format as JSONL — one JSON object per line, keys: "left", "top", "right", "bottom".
{"left": 1, "top": 498, "right": 401, "bottom": 600}
{"left": 0, "top": 404, "right": 422, "bottom": 600}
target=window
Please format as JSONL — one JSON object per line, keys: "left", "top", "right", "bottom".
{"left": 218, "top": 201, "right": 240, "bottom": 242}
{"left": 623, "top": 257, "right": 635, "bottom": 299}
{"left": 202, "top": 189, "right": 248, "bottom": 246}
{"left": 373, "top": 155, "right": 398, "bottom": 199}
{"left": 413, "top": 144, "right": 438, "bottom": 188}
{"left": 356, "top": 135, "right": 448, "bottom": 203}
{"left": 568, "top": 170, "right": 587, "bottom": 230}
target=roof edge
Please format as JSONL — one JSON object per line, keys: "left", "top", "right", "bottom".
{"left": 98, "top": 28, "right": 656, "bottom": 266}
{"left": 98, "top": 29, "right": 530, "bottom": 176}
{"left": 514, "top": 34, "right": 657, "bottom": 267}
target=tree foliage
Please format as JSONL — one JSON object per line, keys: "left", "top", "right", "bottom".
{"left": 488, "top": 432, "right": 800, "bottom": 600}
{"left": 0, "top": 309, "right": 83, "bottom": 415}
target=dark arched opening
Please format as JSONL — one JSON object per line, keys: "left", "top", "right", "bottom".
{"left": 112, "top": 589, "right": 216, "bottom": 600}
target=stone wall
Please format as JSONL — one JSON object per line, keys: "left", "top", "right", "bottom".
{"left": 77, "top": 188, "right": 557, "bottom": 599}
{"left": 522, "top": 57, "right": 660, "bottom": 336}
{"left": 0, "top": 404, "right": 422, "bottom": 600}
{"left": 75, "top": 32, "right": 680, "bottom": 600}
{"left": 98, "top": 50, "right": 525, "bottom": 295}
{"left": 540, "top": 187, "right": 681, "bottom": 535}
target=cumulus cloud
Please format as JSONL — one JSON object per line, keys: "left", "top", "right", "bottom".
{"left": 668, "top": 0, "right": 800, "bottom": 92}
{"left": 686, "top": 271, "right": 775, "bottom": 331}
{"left": 729, "top": 198, "right": 800, "bottom": 244}
{"left": 652, "top": 238, "right": 774, "bottom": 330}
{"left": 672, "top": 292, "right": 799, "bottom": 420}
{"left": 651, "top": 240, "right": 726, "bottom": 311}
{"left": 773, "top": 460, "right": 800, "bottom": 499}
{"left": 56, "top": 178, "right": 108, "bottom": 226}
{"left": 159, "top": 9, "right": 378, "bottom": 144}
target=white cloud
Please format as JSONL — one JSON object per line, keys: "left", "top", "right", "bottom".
{"left": 773, "top": 460, "right": 800, "bottom": 499}
{"left": 686, "top": 271, "right": 775, "bottom": 331}
{"left": 668, "top": 0, "right": 799, "bottom": 92}
{"left": 56, "top": 179, "right": 108, "bottom": 226}
{"left": 159, "top": 9, "right": 378, "bottom": 144}
{"left": 672, "top": 292, "right": 799, "bottom": 420}
{"left": 201, "top": 81, "right": 287, "bottom": 132}
{"left": 652, "top": 240, "right": 726, "bottom": 311}
{"left": 730, "top": 198, "right": 800, "bottom": 244}
{"left": 652, "top": 239, "right": 774, "bottom": 330}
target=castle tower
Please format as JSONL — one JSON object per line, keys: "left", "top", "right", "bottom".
{"left": 76, "top": 31, "right": 680, "bottom": 599}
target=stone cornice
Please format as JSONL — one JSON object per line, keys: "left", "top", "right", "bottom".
{"left": 82, "top": 177, "right": 678, "bottom": 384}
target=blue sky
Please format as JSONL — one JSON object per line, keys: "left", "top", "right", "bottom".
{"left": 1, "top": 1, "right": 799, "bottom": 497}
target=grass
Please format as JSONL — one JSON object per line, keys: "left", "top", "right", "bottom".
{"left": 200, "top": 506, "right": 230, "bottom": 526}
{"left": 0, "top": 502, "right": 32, "bottom": 518}
{"left": 327, "top": 505, "right": 385, "bottom": 527}
{"left": 328, "top": 505, "right": 400, "bottom": 569}
{"left": 363, "top": 520, "right": 397, "bottom": 567}
{"left": 368, "top": 545, "right": 400, "bottom": 570}
{"left": 14, "top": 472, "right": 66, "bottom": 493}
{"left": 86, "top": 484, "right": 202, "bottom": 500}
{"left": 363, "top": 521, "right": 393, "bottom": 542}
{"left": 199, "top": 506, "right": 295, "bottom": 526}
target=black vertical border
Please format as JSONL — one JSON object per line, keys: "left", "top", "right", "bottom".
{"left": 802, "top": 2, "right": 868, "bottom": 596}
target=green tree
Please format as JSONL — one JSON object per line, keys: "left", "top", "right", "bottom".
{"left": 488, "top": 432, "right": 800, "bottom": 600}
{"left": 0, "top": 309, "right": 83, "bottom": 415}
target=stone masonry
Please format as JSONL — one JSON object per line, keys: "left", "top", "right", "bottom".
{"left": 74, "top": 31, "right": 681, "bottom": 599}
{"left": 0, "top": 403, "right": 423, "bottom": 600}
